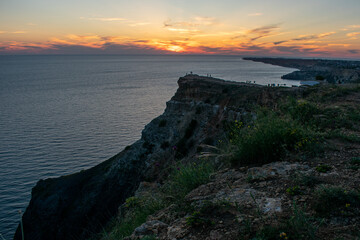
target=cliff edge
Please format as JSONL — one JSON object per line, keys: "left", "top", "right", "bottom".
{"left": 15, "top": 75, "right": 360, "bottom": 240}
{"left": 14, "top": 75, "right": 301, "bottom": 240}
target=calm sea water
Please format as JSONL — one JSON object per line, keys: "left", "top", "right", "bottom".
{"left": 0, "top": 55, "right": 298, "bottom": 238}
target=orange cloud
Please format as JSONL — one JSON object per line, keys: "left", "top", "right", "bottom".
{"left": 81, "top": 17, "right": 127, "bottom": 22}
{"left": 163, "top": 17, "right": 218, "bottom": 34}
{"left": 248, "top": 13, "right": 263, "bottom": 16}
{"left": 347, "top": 32, "right": 360, "bottom": 39}
{"left": 0, "top": 25, "right": 358, "bottom": 58}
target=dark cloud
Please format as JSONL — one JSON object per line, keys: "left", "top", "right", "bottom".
{"left": 249, "top": 24, "right": 279, "bottom": 35}
{"left": 27, "top": 43, "right": 169, "bottom": 55}
{"left": 247, "top": 24, "right": 280, "bottom": 42}
{"left": 198, "top": 46, "right": 234, "bottom": 54}
{"left": 275, "top": 46, "right": 330, "bottom": 56}
{"left": 348, "top": 49, "right": 359, "bottom": 54}
{"left": 273, "top": 41, "right": 287, "bottom": 45}
{"left": 292, "top": 35, "right": 317, "bottom": 41}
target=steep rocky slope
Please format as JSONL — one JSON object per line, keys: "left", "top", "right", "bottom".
{"left": 104, "top": 81, "right": 360, "bottom": 240}
{"left": 15, "top": 75, "right": 301, "bottom": 240}
{"left": 15, "top": 75, "right": 360, "bottom": 240}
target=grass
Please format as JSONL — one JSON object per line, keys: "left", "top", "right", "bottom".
{"left": 326, "top": 130, "right": 360, "bottom": 143}
{"left": 349, "top": 157, "right": 360, "bottom": 170}
{"left": 315, "top": 164, "right": 332, "bottom": 173}
{"left": 102, "top": 196, "right": 164, "bottom": 240}
{"left": 230, "top": 110, "right": 317, "bottom": 165}
{"left": 102, "top": 160, "right": 215, "bottom": 240}
{"left": 254, "top": 203, "right": 321, "bottom": 240}
{"left": 286, "top": 186, "right": 301, "bottom": 196}
{"left": 164, "top": 161, "right": 214, "bottom": 201}
{"left": 293, "top": 173, "right": 320, "bottom": 187}
{"left": 312, "top": 185, "right": 360, "bottom": 217}
{"left": 281, "top": 97, "right": 321, "bottom": 125}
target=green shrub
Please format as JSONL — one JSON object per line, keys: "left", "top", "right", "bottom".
{"left": 165, "top": 161, "right": 214, "bottom": 200}
{"left": 255, "top": 203, "right": 320, "bottom": 240}
{"left": 231, "top": 113, "right": 313, "bottom": 165}
{"left": 313, "top": 185, "right": 360, "bottom": 216}
{"left": 186, "top": 211, "right": 213, "bottom": 226}
{"left": 286, "top": 186, "right": 301, "bottom": 196}
{"left": 103, "top": 196, "right": 164, "bottom": 240}
{"left": 327, "top": 130, "right": 360, "bottom": 143}
{"left": 285, "top": 203, "right": 320, "bottom": 240}
{"left": 281, "top": 97, "right": 320, "bottom": 124}
{"left": 349, "top": 157, "right": 360, "bottom": 170}
{"left": 294, "top": 173, "right": 320, "bottom": 187}
{"left": 315, "top": 164, "right": 331, "bottom": 173}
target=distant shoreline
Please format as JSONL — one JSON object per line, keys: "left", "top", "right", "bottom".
{"left": 243, "top": 57, "right": 360, "bottom": 84}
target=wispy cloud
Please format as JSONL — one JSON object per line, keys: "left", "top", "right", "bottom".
{"left": 341, "top": 25, "right": 360, "bottom": 31}
{"left": 81, "top": 17, "right": 127, "bottom": 22}
{"left": 347, "top": 32, "right": 360, "bottom": 39}
{"left": 128, "top": 22, "right": 150, "bottom": 27}
{"left": 12, "top": 31, "right": 27, "bottom": 34}
{"left": 347, "top": 25, "right": 360, "bottom": 29}
{"left": 248, "top": 13, "right": 263, "bottom": 17}
{"left": 163, "top": 17, "right": 218, "bottom": 34}
{"left": 239, "top": 24, "right": 280, "bottom": 42}
{"left": 166, "top": 28, "right": 199, "bottom": 33}
{"left": 81, "top": 17, "right": 150, "bottom": 27}
{"left": 248, "top": 24, "right": 279, "bottom": 35}
{"left": 293, "top": 32, "right": 335, "bottom": 41}
{"left": 273, "top": 31, "right": 336, "bottom": 45}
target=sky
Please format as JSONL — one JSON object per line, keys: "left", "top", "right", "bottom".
{"left": 0, "top": 0, "right": 360, "bottom": 58}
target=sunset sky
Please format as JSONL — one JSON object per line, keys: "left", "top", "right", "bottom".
{"left": 1, "top": 0, "right": 360, "bottom": 58}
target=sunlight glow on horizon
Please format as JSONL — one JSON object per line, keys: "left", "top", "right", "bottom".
{"left": 0, "top": 0, "right": 359, "bottom": 58}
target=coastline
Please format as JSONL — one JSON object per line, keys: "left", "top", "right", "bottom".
{"left": 14, "top": 75, "right": 302, "bottom": 239}
{"left": 244, "top": 57, "right": 360, "bottom": 83}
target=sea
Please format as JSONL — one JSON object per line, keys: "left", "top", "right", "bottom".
{"left": 0, "top": 55, "right": 299, "bottom": 238}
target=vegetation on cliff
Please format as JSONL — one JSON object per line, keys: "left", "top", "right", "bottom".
{"left": 99, "top": 83, "right": 360, "bottom": 240}
{"left": 17, "top": 75, "right": 359, "bottom": 240}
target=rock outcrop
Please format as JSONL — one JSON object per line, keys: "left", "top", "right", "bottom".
{"left": 14, "top": 75, "right": 303, "bottom": 240}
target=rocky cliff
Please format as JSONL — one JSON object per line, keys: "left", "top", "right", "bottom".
{"left": 14, "top": 75, "right": 303, "bottom": 240}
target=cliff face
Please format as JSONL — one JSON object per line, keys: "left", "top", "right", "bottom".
{"left": 14, "top": 75, "right": 302, "bottom": 240}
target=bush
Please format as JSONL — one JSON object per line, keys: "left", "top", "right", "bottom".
{"left": 231, "top": 112, "right": 313, "bottom": 165}
{"left": 281, "top": 98, "right": 320, "bottom": 124}
{"left": 313, "top": 185, "right": 360, "bottom": 216}
{"left": 165, "top": 161, "right": 214, "bottom": 200}
{"left": 349, "top": 157, "right": 360, "bottom": 170}
{"left": 255, "top": 203, "right": 320, "bottom": 240}
{"left": 293, "top": 173, "right": 320, "bottom": 187}
{"left": 286, "top": 186, "right": 301, "bottom": 196}
{"left": 315, "top": 164, "right": 331, "bottom": 173}
{"left": 104, "top": 196, "right": 164, "bottom": 240}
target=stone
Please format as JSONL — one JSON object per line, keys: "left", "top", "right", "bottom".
{"left": 131, "top": 220, "right": 168, "bottom": 239}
